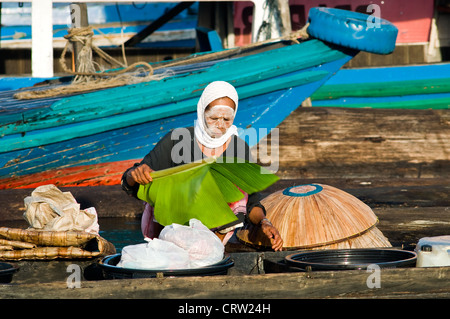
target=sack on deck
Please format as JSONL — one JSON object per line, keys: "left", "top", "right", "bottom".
{"left": 159, "top": 218, "right": 224, "bottom": 268}
{"left": 23, "top": 184, "right": 99, "bottom": 234}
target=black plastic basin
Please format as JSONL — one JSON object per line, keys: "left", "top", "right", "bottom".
{"left": 98, "top": 253, "right": 234, "bottom": 279}
{"left": 0, "top": 262, "right": 19, "bottom": 283}
{"left": 285, "top": 248, "right": 417, "bottom": 271}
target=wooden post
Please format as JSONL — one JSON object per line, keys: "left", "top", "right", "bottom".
{"left": 70, "top": 3, "right": 89, "bottom": 72}
{"left": 31, "top": 0, "right": 53, "bottom": 77}
{"left": 252, "top": 0, "right": 292, "bottom": 42}
{"left": 278, "top": 0, "right": 292, "bottom": 37}
{"left": 0, "top": 2, "right": 2, "bottom": 49}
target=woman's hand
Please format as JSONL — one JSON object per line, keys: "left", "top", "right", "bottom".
{"left": 260, "top": 219, "right": 283, "bottom": 251}
{"left": 248, "top": 207, "right": 284, "bottom": 251}
{"left": 127, "top": 163, "right": 153, "bottom": 186}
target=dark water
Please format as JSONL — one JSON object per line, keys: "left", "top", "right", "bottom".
{"left": 98, "top": 217, "right": 145, "bottom": 252}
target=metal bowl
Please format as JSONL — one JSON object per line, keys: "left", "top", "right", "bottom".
{"left": 285, "top": 248, "right": 417, "bottom": 271}
{"left": 0, "top": 262, "right": 19, "bottom": 283}
{"left": 98, "top": 253, "right": 234, "bottom": 279}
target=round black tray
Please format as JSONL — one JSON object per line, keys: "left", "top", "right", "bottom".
{"left": 98, "top": 253, "right": 234, "bottom": 279}
{"left": 0, "top": 262, "right": 19, "bottom": 283}
{"left": 285, "top": 248, "right": 417, "bottom": 271}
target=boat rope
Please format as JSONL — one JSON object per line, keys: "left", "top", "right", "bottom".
{"left": 13, "top": 24, "right": 309, "bottom": 100}
{"left": 14, "top": 26, "right": 161, "bottom": 100}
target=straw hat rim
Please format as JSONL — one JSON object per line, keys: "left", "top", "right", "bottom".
{"left": 236, "top": 219, "right": 380, "bottom": 250}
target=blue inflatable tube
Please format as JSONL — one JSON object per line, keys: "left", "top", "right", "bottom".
{"left": 307, "top": 7, "right": 398, "bottom": 55}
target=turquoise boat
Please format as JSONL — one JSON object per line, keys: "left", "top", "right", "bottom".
{"left": 311, "top": 63, "right": 450, "bottom": 109}
{"left": 0, "top": 7, "right": 398, "bottom": 189}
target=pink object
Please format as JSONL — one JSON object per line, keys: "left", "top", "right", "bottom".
{"left": 141, "top": 203, "right": 159, "bottom": 239}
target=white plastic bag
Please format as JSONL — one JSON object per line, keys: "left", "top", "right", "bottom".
{"left": 117, "top": 238, "right": 190, "bottom": 270}
{"left": 159, "top": 218, "right": 224, "bottom": 268}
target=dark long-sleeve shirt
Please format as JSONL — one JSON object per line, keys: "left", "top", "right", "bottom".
{"left": 121, "top": 126, "right": 266, "bottom": 216}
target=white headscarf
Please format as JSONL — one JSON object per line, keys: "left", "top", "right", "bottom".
{"left": 194, "top": 81, "right": 239, "bottom": 149}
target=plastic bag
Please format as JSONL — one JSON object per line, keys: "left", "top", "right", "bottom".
{"left": 117, "top": 238, "right": 190, "bottom": 270}
{"left": 159, "top": 218, "right": 224, "bottom": 268}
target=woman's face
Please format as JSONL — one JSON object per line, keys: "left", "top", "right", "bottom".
{"left": 204, "top": 97, "right": 236, "bottom": 138}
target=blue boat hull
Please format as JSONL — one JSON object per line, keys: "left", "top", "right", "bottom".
{"left": 311, "top": 63, "right": 450, "bottom": 109}
{"left": 0, "top": 40, "right": 355, "bottom": 188}
{"left": 0, "top": 7, "right": 401, "bottom": 188}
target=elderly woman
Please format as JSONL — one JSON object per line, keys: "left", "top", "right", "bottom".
{"left": 121, "top": 81, "right": 283, "bottom": 251}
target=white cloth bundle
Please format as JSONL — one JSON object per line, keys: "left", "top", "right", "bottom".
{"left": 23, "top": 184, "right": 99, "bottom": 234}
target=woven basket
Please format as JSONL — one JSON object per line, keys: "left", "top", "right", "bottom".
{"left": 236, "top": 184, "right": 391, "bottom": 250}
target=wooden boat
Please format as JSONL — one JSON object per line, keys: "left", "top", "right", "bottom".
{"left": 0, "top": 7, "right": 398, "bottom": 189}
{"left": 310, "top": 62, "right": 450, "bottom": 109}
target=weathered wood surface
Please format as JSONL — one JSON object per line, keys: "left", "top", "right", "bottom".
{"left": 0, "top": 184, "right": 144, "bottom": 222}
{"left": 1, "top": 264, "right": 450, "bottom": 299}
{"left": 257, "top": 107, "right": 449, "bottom": 179}
{"left": 1, "top": 107, "right": 448, "bottom": 219}
{"left": 1, "top": 178, "right": 448, "bottom": 242}
{"left": 0, "top": 107, "right": 448, "bottom": 300}
{"left": 1, "top": 176, "right": 448, "bottom": 224}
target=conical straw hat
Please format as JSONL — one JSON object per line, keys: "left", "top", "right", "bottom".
{"left": 236, "top": 184, "right": 391, "bottom": 250}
